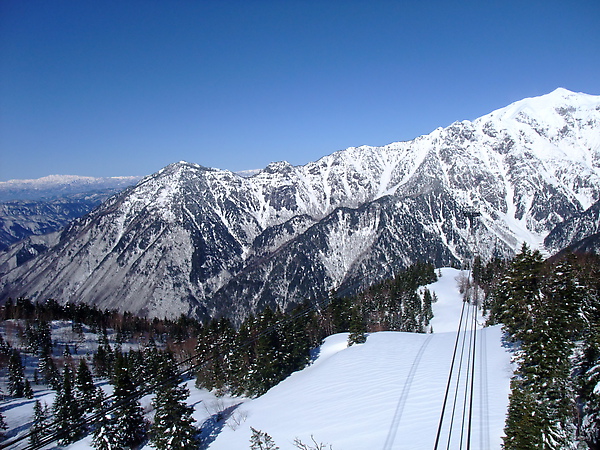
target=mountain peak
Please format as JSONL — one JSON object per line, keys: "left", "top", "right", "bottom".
{"left": 2, "top": 90, "right": 600, "bottom": 322}
{"left": 478, "top": 88, "right": 600, "bottom": 129}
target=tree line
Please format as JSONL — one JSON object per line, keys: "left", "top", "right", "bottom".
{"left": 478, "top": 245, "right": 600, "bottom": 449}
{"left": 0, "top": 261, "right": 438, "bottom": 447}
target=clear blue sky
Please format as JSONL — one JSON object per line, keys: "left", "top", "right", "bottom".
{"left": 1, "top": 0, "right": 599, "bottom": 181}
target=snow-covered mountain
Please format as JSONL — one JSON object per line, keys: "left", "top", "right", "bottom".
{"left": 1, "top": 88, "right": 599, "bottom": 321}
{"left": 0, "top": 175, "right": 141, "bottom": 251}
{"left": 0, "top": 175, "right": 141, "bottom": 202}
{"left": 544, "top": 198, "right": 600, "bottom": 253}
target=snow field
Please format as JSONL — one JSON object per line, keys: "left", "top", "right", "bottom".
{"left": 205, "top": 268, "right": 513, "bottom": 449}
{"left": 2, "top": 268, "right": 513, "bottom": 449}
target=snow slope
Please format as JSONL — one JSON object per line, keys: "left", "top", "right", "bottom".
{"left": 197, "top": 268, "right": 513, "bottom": 449}
{"left": 2, "top": 268, "right": 512, "bottom": 449}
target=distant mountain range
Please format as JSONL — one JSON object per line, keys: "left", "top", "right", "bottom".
{"left": 0, "top": 175, "right": 141, "bottom": 251}
{"left": 1, "top": 88, "right": 599, "bottom": 322}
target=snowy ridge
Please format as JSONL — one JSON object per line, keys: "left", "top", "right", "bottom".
{"left": 1, "top": 89, "right": 600, "bottom": 321}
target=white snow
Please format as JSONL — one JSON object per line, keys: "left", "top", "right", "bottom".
{"left": 1, "top": 268, "right": 513, "bottom": 449}
{"left": 188, "top": 268, "right": 512, "bottom": 450}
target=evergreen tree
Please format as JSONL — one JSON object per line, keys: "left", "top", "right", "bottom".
{"left": 111, "top": 352, "right": 148, "bottom": 448}
{"left": 75, "top": 358, "right": 99, "bottom": 413}
{"left": 0, "top": 410, "right": 7, "bottom": 440}
{"left": 29, "top": 400, "right": 49, "bottom": 447}
{"left": 93, "top": 343, "right": 111, "bottom": 378}
{"left": 91, "top": 389, "right": 119, "bottom": 450}
{"left": 23, "top": 377, "right": 33, "bottom": 399}
{"left": 92, "top": 411, "right": 118, "bottom": 450}
{"left": 500, "top": 250, "right": 586, "bottom": 448}
{"left": 347, "top": 306, "right": 367, "bottom": 346}
{"left": 400, "top": 291, "right": 422, "bottom": 333}
{"left": 195, "top": 318, "right": 235, "bottom": 393}
{"left": 247, "top": 307, "right": 285, "bottom": 395}
{"left": 150, "top": 354, "right": 199, "bottom": 449}
{"left": 422, "top": 288, "right": 434, "bottom": 327}
{"left": 53, "top": 364, "right": 84, "bottom": 445}
{"left": 492, "top": 243, "right": 544, "bottom": 341}
{"left": 7, "top": 349, "right": 26, "bottom": 397}
{"left": 576, "top": 322, "right": 600, "bottom": 448}
{"left": 503, "top": 380, "right": 545, "bottom": 449}
{"left": 39, "top": 353, "right": 61, "bottom": 390}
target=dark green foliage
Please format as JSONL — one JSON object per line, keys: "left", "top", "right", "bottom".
{"left": 24, "top": 319, "right": 52, "bottom": 355}
{"left": 503, "top": 380, "right": 545, "bottom": 449}
{"left": 192, "top": 262, "right": 437, "bottom": 398}
{"left": 29, "top": 400, "right": 49, "bottom": 447}
{"left": 347, "top": 306, "right": 367, "bottom": 346}
{"left": 23, "top": 377, "right": 33, "bottom": 399}
{"left": 90, "top": 389, "right": 115, "bottom": 450}
{"left": 75, "top": 358, "right": 100, "bottom": 413}
{"left": 111, "top": 352, "right": 148, "bottom": 448}
{"left": 150, "top": 353, "right": 199, "bottom": 449}
{"left": 39, "top": 353, "right": 61, "bottom": 390}
{"left": 7, "top": 349, "right": 26, "bottom": 397}
{"left": 492, "top": 243, "right": 545, "bottom": 341}
{"left": 422, "top": 288, "right": 434, "bottom": 326}
{"left": 93, "top": 340, "right": 112, "bottom": 378}
{"left": 492, "top": 248, "right": 600, "bottom": 449}
{"left": 53, "top": 364, "right": 84, "bottom": 445}
{"left": 0, "top": 410, "right": 7, "bottom": 440}
{"left": 195, "top": 317, "right": 236, "bottom": 393}
{"left": 350, "top": 261, "right": 437, "bottom": 333}
{"left": 92, "top": 353, "right": 148, "bottom": 449}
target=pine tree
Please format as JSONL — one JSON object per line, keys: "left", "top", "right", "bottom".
{"left": 150, "top": 354, "right": 199, "bottom": 449}
{"left": 347, "top": 306, "right": 367, "bottom": 346}
{"left": 500, "top": 250, "right": 586, "bottom": 448}
{"left": 91, "top": 389, "right": 119, "bottom": 450}
{"left": 39, "top": 353, "right": 61, "bottom": 390}
{"left": 247, "top": 307, "right": 285, "bottom": 396}
{"left": 75, "top": 358, "right": 99, "bottom": 413}
{"left": 492, "top": 243, "right": 544, "bottom": 342}
{"left": 111, "top": 352, "right": 148, "bottom": 448}
{"left": 7, "top": 349, "right": 26, "bottom": 397}
{"left": 0, "top": 410, "right": 7, "bottom": 440}
{"left": 503, "top": 379, "right": 545, "bottom": 449}
{"left": 29, "top": 400, "right": 49, "bottom": 447}
{"left": 92, "top": 411, "right": 118, "bottom": 450}
{"left": 23, "top": 377, "right": 33, "bottom": 399}
{"left": 576, "top": 322, "right": 600, "bottom": 448}
{"left": 93, "top": 344, "right": 111, "bottom": 378}
{"left": 195, "top": 317, "right": 235, "bottom": 392}
{"left": 53, "top": 364, "right": 84, "bottom": 444}
{"left": 422, "top": 288, "right": 434, "bottom": 326}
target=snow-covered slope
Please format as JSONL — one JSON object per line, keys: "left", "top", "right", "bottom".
{"left": 1, "top": 269, "right": 512, "bottom": 450}
{"left": 1, "top": 89, "right": 599, "bottom": 321}
{"left": 193, "top": 268, "right": 512, "bottom": 449}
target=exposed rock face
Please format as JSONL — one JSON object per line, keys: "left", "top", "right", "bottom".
{"left": 1, "top": 88, "right": 599, "bottom": 322}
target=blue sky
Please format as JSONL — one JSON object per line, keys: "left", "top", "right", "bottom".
{"left": 1, "top": 0, "right": 599, "bottom": 181}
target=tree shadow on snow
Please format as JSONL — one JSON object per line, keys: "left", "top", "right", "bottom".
{"left": 198, "top": 402, "right": 243, "bottom": 449}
